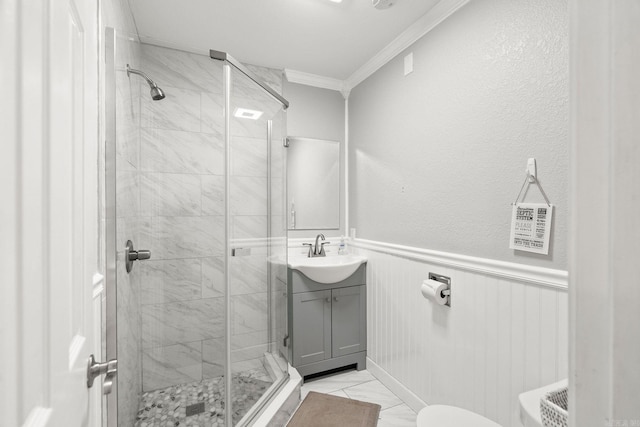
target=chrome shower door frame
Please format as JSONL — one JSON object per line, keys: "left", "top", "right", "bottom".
{"left": 104, "top": 26, "right": 118, "bottom": 427}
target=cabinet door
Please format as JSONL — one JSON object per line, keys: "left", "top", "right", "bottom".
{"left": 292, "top": 290, "right": 332, "bottom": 366}
{"left": 332, "top": 285, "right": 366, "bottom": 357}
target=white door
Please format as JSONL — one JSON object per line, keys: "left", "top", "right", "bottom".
{"left": 0, "top": 0, "right": 101, "bottom": 426}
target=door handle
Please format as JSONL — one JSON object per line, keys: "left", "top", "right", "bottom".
{"left": 125, "top": 240, "right": 151, "bottom": 273}
{"left": 87, "top": 354, "right": 118, "bottom": 395}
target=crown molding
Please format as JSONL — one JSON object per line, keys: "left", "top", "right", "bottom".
{"left": 283, "top": 0, "right": 469, "bottom": 94}
{"left": 345, "top": 0, "right": 470, "bottom": 90}
{"left": 284, "top": 69, "right": 346, "bottom": 93}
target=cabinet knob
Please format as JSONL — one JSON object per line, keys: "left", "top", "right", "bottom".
{"left": 325, "top": 297, "right": 330, "bottom": 303}
{"left": 334, "top": 296, "right": 339, "bottom": 301}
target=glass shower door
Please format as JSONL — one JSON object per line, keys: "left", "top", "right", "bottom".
{"left": 225, "top": 65, "right": 289, "bottom": 425}
{"left": 129, "top": 52, "right": 229, "bottom": 427}
{"left": 108, "top": 38, "right": 232, "bottom": 427}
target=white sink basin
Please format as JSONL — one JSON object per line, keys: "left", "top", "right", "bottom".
{"left": 288, "top": 255, "right": 367, "bottom": 284}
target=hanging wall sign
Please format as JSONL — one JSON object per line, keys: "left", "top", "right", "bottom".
{"left": 509, "top": 203, "right": 554, "bottom": 255}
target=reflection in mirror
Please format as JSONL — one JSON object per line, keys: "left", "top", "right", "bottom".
{"left": 287, "top": 137, "right": 340, "bottom": 230}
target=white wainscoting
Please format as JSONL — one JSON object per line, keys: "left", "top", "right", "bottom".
{"left": 351, "top": 239, "right": 568, "bottom": 427}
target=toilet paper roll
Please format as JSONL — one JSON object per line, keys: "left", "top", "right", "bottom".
{"left": 421, "top": 279, "right": 449, "bottom": 305}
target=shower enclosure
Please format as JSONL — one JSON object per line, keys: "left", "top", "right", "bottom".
{"left": 105, "top": 28, "right": 289, "bottom": 427}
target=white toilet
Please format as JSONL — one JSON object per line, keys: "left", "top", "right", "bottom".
{"left": 415, "top": 378, "right": 568, "bottom": 427}
{"left": 417, "top": 405, "right": 501, "bottom": 427}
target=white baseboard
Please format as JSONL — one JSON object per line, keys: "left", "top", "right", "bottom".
{"left": 366, "top": 357, "right": 427, "bottom": 413}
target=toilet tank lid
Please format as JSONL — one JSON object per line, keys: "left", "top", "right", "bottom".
{"left": 417, "top": 405, "right": 502, "bottom": 427}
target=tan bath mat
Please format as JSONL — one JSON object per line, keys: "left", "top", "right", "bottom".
{"left": 287, "top": 391, "right": 381, "bottom": 427}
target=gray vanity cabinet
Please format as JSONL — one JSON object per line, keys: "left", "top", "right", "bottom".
{"left": 287, "top": 263, "right": 367, "bottom": 377}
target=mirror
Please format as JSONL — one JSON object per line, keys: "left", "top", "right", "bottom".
{"left": 287, "top": 137, "right": 340, "bottom": 230}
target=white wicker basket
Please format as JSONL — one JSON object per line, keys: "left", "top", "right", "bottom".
{"left": 540, "top": 386, "right": 568, "bottom": 427}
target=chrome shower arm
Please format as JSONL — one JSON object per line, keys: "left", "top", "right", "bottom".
{"left": 126, "top": 64, "right": 157, "bottom": 88}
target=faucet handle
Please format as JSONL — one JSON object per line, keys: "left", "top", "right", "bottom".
{"left": 302, "top": 243, "right": 313, "bottom": 257}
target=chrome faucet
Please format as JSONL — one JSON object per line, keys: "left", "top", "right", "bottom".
{"left": 302, "top": 234, "right": 331, "bottom": 257}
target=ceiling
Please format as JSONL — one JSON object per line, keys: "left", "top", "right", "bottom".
{"left": 129, "top": 0, "right": 442, "bottom": 80}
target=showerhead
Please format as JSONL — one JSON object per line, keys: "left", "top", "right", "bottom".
{"left": 126, "top": 64, "right": 166, "bottom": 101}
{"left": 150, "top": 85, "right": 165, "bottom": 101}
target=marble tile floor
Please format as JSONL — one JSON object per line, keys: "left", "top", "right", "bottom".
{"left": 135, "top": 367, "right": 272, "bottom": 427}
{"left": 298, "top": 369, "right": 417, "bottom": 427}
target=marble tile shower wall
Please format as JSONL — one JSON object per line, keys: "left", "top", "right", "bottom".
{"left": 137, "top": 44, "right": 284, "bottom": 392}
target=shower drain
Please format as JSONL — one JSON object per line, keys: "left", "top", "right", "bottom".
{"left": 185, "top": 402, "right": 205, "bottom": 417}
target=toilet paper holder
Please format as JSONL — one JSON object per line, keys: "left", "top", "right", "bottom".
{"left": 429, "top": 272, "right": 451, "bottom": 307}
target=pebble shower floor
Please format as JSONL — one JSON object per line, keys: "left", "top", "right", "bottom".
{"left": 134, "top": 368, "right": 272, "bottom": 427}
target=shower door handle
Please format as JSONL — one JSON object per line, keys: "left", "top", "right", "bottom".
{"left": 125, "top": 240, "right": 151, "bottom": 273}
{"left": 87, "top": 354, "right": 118, "bottom": 395}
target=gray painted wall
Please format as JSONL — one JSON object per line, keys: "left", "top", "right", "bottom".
{"left": 283, "top": 81, "right": 346, "bottom": 240}
{"left": 349, "top": 0, "right": 568, "bottom": 269}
